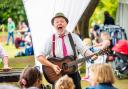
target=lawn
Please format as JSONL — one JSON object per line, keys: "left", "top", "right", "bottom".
{"left": 0, "top": 37, "right": 128, "bottom": 89}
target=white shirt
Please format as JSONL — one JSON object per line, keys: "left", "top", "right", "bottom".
{"left": 0, "top": 44, "right": 8, "bottom": 59}
{"left": 36, "top": 31, "right": 92, "bottom": 59}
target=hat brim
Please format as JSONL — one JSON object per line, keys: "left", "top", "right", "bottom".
{"left": 51, "top": 16, "right": 68, "bottom": 25}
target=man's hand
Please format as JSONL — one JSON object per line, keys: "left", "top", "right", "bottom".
{"left": 51, "top": 64, "right": 62, "bottom": 74}
{"left": 91, "top": 55, "right": 98, "bottom": 60}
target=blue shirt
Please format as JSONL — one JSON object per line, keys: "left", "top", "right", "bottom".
{"left": 86, "top": 83, "right": 117, "bottom": 89}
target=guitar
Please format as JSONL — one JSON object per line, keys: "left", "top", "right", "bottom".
{"left": 42, "top": 48, "right": 110, "bottom": 84}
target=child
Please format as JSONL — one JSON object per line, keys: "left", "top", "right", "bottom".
{"left": 85, "top": 63, "right": 117, "bottom": 89}
{"left": 55, "top": 75, "right": 75, "bottom": 89}
{"left": 82, "top": 38, "right": 94, "bottom": 80}
{"left": 93, "top": 32, "right": 112, "bottom": 63}
{"left": 18, "top": 66, "right": 42, "bottom": 89}
{"left": 94, "top": 31, "right": 111, "bottom": 50}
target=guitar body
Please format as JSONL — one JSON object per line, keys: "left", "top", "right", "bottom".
{"left": 42, "top": 56, "right": 78, "bottom": 84}
{"left": 42, "top": 48, "right": 109, "bottom": 84}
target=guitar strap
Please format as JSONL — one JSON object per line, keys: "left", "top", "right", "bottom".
{"left": 52, "top": 34, "right": 56, "bottom": 57}
{"left": 68, "top": 33, "right": 77, "bottom": 59}
{"left": 52, "top": 33, "right": 77, "bottom": 59}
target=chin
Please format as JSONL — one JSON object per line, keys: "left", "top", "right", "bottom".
{"left": 57, "top": 30, "right": 64, "bottom": 35}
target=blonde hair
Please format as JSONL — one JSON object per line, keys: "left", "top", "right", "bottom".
{"left": 90, "top": 63, "right": 115, "bottom": 84}
{"left": 55, "top": 75, "right": 75, "bottom": 89}
{"left": 100, "top": 32, "right": 111, "bottom": 40}
{"left": 83, "top": 38, "right": 92, "bottom": 46}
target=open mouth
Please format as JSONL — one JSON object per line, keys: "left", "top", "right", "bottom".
{"left": 58, "top": 27, "right": 63, "bottom": 29}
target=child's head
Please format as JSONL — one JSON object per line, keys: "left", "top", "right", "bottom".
{"left": 19, "top": 66, "right": 42, "bottom": 88}
{"left": 83, "top": 38, "right": 92, "bottom": 46}
{"left": 100, "top": 32, "right": 111, "bottom": 40}
{"left": 55, "top": 75, "right": 75, "bottom": 89}
{"left": 90, "top": 63, "right": 115, "bottom": 84}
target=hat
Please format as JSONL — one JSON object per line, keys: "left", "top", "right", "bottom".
{"left": 51, "top": 12, "right": 68, "bottom": 25}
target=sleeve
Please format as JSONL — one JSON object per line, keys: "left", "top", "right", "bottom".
{"left": 0, "top": 45, "right": 8, "bottom": 59}
{"left": 71, "top": 33, "right": 93, "bottom": 56}
{"left": 35, "top": 36, "right": 52, "bottom": 57}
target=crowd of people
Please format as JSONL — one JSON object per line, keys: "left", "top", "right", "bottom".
{"left": 0, "top": 17, "right": 34, "bottom": 70}
{"left": 0, "top": 11, "right": 124, "bottom": 89}
{"left": 14, "top": 21, "right": 34, "bottom": 57}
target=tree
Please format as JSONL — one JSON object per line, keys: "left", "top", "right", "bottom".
{"left": 77, "top": 0, "right": 118, "bottom": 39}
{"left": 0, "top": 0, "right": 27, "bottom": 27}
{"left": 78, "top": 0, "right": 99, "bottom": 39}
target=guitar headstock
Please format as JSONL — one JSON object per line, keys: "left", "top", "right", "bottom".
{"left": 95, "top": 48, "right": 111, "bottom": 56}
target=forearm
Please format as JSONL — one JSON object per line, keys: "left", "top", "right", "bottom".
{"left": 3, "top": 56, "right": 9, "bottom": 67}
{"left": 37, "top": 55, "right": 54, "bottom": 68}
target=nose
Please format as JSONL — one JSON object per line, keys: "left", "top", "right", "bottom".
{"left": 58, "top": 22, "right": 62, "bottom": 25}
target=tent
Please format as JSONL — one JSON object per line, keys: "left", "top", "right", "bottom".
{"left": 116, "top": 0, "right": 128, "bottom": 39}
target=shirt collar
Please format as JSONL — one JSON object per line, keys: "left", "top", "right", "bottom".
{"left": 56, "top": 30, "right": 69, "bottom": 37}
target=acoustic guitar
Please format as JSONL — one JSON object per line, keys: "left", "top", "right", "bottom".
{"left": 42, "top": 48, "right": 110, "bottom": 84}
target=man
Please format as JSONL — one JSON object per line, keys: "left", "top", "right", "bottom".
{"left": 6, "top": 17, "right": 15, "bottom": 45}
{"left": 37, "top": 12, "right": 95, "bottom": 89}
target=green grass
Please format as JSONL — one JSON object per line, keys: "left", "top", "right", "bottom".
{"left": 0, "top": 42, "right": 35, "bottom": 68}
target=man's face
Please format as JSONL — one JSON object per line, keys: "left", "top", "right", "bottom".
{"left": 53, "top": 17, "right": 67, "bottom": 35}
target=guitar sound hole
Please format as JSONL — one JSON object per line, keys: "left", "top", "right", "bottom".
{"left": 62, "top": 63, "right": 68, "bottom": 70}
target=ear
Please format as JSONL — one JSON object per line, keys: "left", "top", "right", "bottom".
{"left": 21, "top": 78, "right": 27, "bottom": 85}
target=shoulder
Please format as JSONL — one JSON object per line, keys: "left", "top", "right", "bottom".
{"left": 70, "top": 33, "right": 81, "bottom": 39}
{"left": 86, "top": 84, "right": 117, "bottom": 89}
{"left": 44, "top": 34, "right": 53, "bottom": 44}
{"left": 85, "top": 86, "right": 95, "bottom": 89}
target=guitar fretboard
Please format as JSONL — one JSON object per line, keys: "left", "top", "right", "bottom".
{"left": 67, "top": 48, "right": 109, "bottom": 67}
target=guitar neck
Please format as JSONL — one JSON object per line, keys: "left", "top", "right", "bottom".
{"left": 68, "top": 54, "right": 94, "bottom": 67}
{"left": 68, "top": 48, "right": 109, "bottom": 66}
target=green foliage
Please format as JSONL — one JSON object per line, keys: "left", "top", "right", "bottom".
{"left": 89, "top": 0, "right": 118, "bottom": 27}
{"left": 79, "top": 64, "right": 86, "bottom": 74}
{"left": 0, "top": 0, "right": 27, "bottom": 26}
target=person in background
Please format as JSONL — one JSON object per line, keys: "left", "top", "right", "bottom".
{"left": 18, "top": 21, "right": 30, "bottom": 37}
{"left": 94, "top": 31, "right": 111, "bottom": 49}
{"left": 0, "top": 23, "right": 6, "bottom": 42}
{"left": 93, "top": 32, "right": 112, "bottom": 63}
{"left": 37, "top": 12, "right": 97, "bottom": 89}
{"left": 19, "top": 66, "right": 42, "bottom": 89}
{"left": 73, "top": 25, "right": 82, "bottom": 39}
{"left": 0, "top": 44, "right": 10, "bottom": 70}
{"left": 55, "top": 75, "right": 75, "bottom": 89}
{"left": 90, "top": 25, "right": 101, "bottom": 47}
{"left": 6, "top": 17, "right": 15, "bottom": 45}
{"left": 85, "top": 63, "right": 117, "bottom": 89}
{"left": 81, "top": 38, "right": 94, "bottom": 80}
{"left": 104, "top": 11, "right": 115, "bottom": 25}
